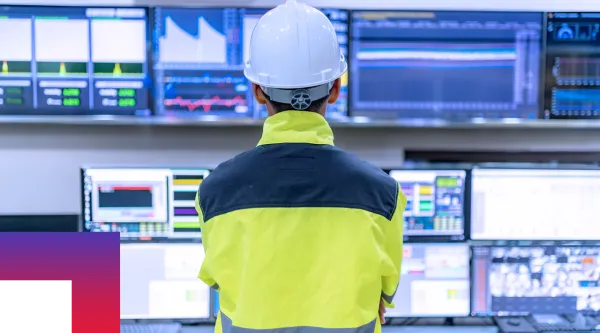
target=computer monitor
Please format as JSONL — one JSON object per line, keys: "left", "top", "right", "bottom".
{"left": 82, "top": 167, "right": 210, "bottom": 240}
{"left": 471, "top": 168, "right": 600, "bottom": 241}
{"left": 543, "top": 12, "right": 600, "bottom": 119}
{"left": 0, "top": 6, "right": 150, "bottom": 115}
{"left": 389, "top": 169, "right": 467, "bottom": 241}
{"left": 120, "top": 241, "right": 211, "bottom": 320}
{"left": 350, "top": 11, "right": 542, "bottom": 120}
{"left": 386, "top": 243, "right": 470, "bottom": 317}
{"left": 471, "top": 245, "right": 600, "bottom": 316}
{"left": 152, "top": 7, "right": 348, "bottom": 120}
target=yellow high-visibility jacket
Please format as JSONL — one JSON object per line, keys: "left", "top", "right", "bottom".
{"left": 196, "top": 111, "right": 406, "bottom": 333}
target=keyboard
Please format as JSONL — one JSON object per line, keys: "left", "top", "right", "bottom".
{"left": 120, "top": 323, "right": 182, "bottom": 333}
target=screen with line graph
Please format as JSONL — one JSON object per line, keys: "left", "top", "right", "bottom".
{"left": 0, "top": 6, "right": 150, "bottom": 116}
{"left": 350, "top": 11, "right": 543, "bottom": 120}
{"left": 82, "top": 167, "right": 209, "bottom": 240}
{"left": 544, "top": 13, "right": 600, "bottom": 119}
{"left": 153, "top": 7, "right": 349, "bottom": 119}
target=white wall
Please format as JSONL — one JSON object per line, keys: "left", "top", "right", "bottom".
{"left": 1, "top": 0, "right": 599, "bottom": 215}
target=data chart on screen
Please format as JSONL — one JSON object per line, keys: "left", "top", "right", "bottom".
{"left": 471, "top": 168, "right": 600, "bottom": 240}
{"left": 389, "top": 169, "right": 467, "bottom": 241}
{"left": 82, "top": 167, "right": 209, "bottom": 240}
{"left": 153, "top": 7, "right": 348, "bottom": 119}
{"left": 387, "top": 243, "right": 470, "bottom": 317}
{"left": 120, "top": 242, "right": 210, "bottom": 320}
{"left": 350, "top": 11, "right": 542, "bottom": 120}
{"left": 471, "top": 245, "right": 600, "bottom": 316}
{"left": 0, "top": 6, "right": 150, "bottom": 115}
{"left": 544, "top": 13, "right": 600, "bottom": 119}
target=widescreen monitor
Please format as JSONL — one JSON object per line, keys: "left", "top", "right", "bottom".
{"left": 120, "top": 241, "right": 210, "bottom": 320}
{"left": 389, "top": 169, "right": 467, "bottom": 241}
{"left": 387, "top": 243, "right": 470, "bottom": 317}
{"left": 0, "top": 6, "right": 151, "bottom": 115}
{"left": 543, "top": 12, "right": 600, "bottom": 119}
{"left": 471, "top": 245, "right": 600, "bottom": 316}
{"left": 350, "top": 11, "right": 542, "bottom": 120}
{"left": 81, "top": 167, "right": 209, "bottom": 240}
{"left": 152, "top": 7, "right": 348, "bottom": 120}
{"left": 471, "top": 168, "right": 600, "bottom": 241}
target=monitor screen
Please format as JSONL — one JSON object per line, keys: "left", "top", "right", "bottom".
{"left": 386, "top": 243, "right": 470, "bottom": 317}
{"left": 471, "top": 168, "right": 600, "bottom": 241}
{"left": 471, "top": 245, "right": 600, "bottom": 316}
{"left": 0, "top": 6, "right": 150, "bottom": 115}
{"left": 82, "top": 167, "right": 209, "bottom": 240}
{"left": 543, "top": 12, "right": 600, "bottom": 119}
{"left": 120, "top": 242, "right": 210, "bottom": 320}
{"left": 389, "top": 169, "right": 467, "bottom": 241}
{"left": 350, "top": 11, "right": 542, "bottom": 120}
{"left": 152, "top": 7, "right": 348, "bottom": 120}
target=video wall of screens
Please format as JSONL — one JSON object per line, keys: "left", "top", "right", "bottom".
{"left": 543, "top": 12, "right": 600, "bottom": 120}
{"left": 152, "top": 7, "right": 349, "bottom": 120}
{"left": 350, "top": 11, "right": 543, "bottom": 120}
{"left": 0, "top": 6, "right": 151, "bottom": 115}
{"left": 82, "top": 167, "right": 209, "bottom": 240}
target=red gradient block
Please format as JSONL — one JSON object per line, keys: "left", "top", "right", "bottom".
{"left": 0, "top": 232, "right": 119, "bottom": 333}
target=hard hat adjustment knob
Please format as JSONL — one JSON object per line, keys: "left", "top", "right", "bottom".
{"left": 290, "top": 89, "right": 312, "bottom": 110}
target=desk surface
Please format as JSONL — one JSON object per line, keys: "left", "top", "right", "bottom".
{"left": 181, "top": 326, "right": 499, "bottom": 333}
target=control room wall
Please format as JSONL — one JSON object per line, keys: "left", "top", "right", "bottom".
{"left": 1, "top": 0, "right": 599, "bottom": 216}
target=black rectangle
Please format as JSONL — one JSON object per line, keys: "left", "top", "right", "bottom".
{"left": 174, "top": 191, "right": 197, "bottom": 201}
{"left": 0, "top": 282, "right": 70, "bottom": 333}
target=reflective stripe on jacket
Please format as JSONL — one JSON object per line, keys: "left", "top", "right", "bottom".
{"left": 196, "top": 111, "right": 406, "bottom": 333}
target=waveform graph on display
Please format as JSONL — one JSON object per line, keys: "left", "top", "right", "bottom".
{"left": 158, "top": 8, "right": 227, "bottom": 66}
{"left": 162, "top": 70, "right": 250, "bottom": 117}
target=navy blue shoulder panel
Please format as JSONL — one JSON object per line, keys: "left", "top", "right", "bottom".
{"left": 199, "top": 143, "right": 399, "bottom": 222}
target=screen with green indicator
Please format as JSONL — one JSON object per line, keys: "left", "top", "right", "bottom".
{"left": 389, "top": 169, "right": 467, "bottom": 241}
{"left": 0, "top": 5, "right": 150, "bottom": 116}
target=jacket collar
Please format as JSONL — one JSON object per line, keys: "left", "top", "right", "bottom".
{"left": 257, "top": 111, "right": 335, "bottom": 146}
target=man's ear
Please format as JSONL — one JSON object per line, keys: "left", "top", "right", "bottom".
{"left": 327, "top": 78, "right": 341, "bottom": 104}
{"left": 253, "top": 84, "right": 267, "bottom": 105}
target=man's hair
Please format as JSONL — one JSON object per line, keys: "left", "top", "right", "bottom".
{"left": 263, "top": 90, "right": 330, "bottom": 113}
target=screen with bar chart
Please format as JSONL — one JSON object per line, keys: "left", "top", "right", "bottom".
{"left": 389, "top": 169, "right": 467, "bottom": 241}
{"left": 350, "top": 11, "right": 542, "bottom": 120}
{"left": 544, "top": 13, "right": 600, "bottom": 119}
{"left": 82, "top": 167, "right": 208, "bottom": 240}
{"left": 0, "top": 6, "right": 150, "bottom": 115}
{"left": 152, "top": 7, "right": 349, "bottom": 119}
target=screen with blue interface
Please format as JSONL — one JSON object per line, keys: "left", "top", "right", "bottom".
{"left": 387, "top": 243, "right": 470, "bottom": 317}
{"left": 0, "top": 6, "right": 150, "bottom": 115}
{"left": 350, "top": 11, "right": 543, "bottom": 120}
{"left": 82, "top": 167, "right": 209, "bottom": 240}
{"left": 544, "top": 13, "right": 600, "bottom": 119}
{"left": 389, "top": 169, "right": 467, "bottom": 241}
{"left": 472, "top": 245, "right": 600, "bottom": 316}
{"left": 152, "top": 7, "right": 348, "bottom": 119}
{"left": 120, "top": 242, "right": 210, "bottom": 320}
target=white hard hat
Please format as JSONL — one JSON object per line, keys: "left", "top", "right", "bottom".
{"left": 244, "top": 0, "right": 348, "bottom": 109}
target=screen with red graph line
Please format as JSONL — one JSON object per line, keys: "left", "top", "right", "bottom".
{"left": 153, "top": 7, "right": 349, "bottom": 119}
